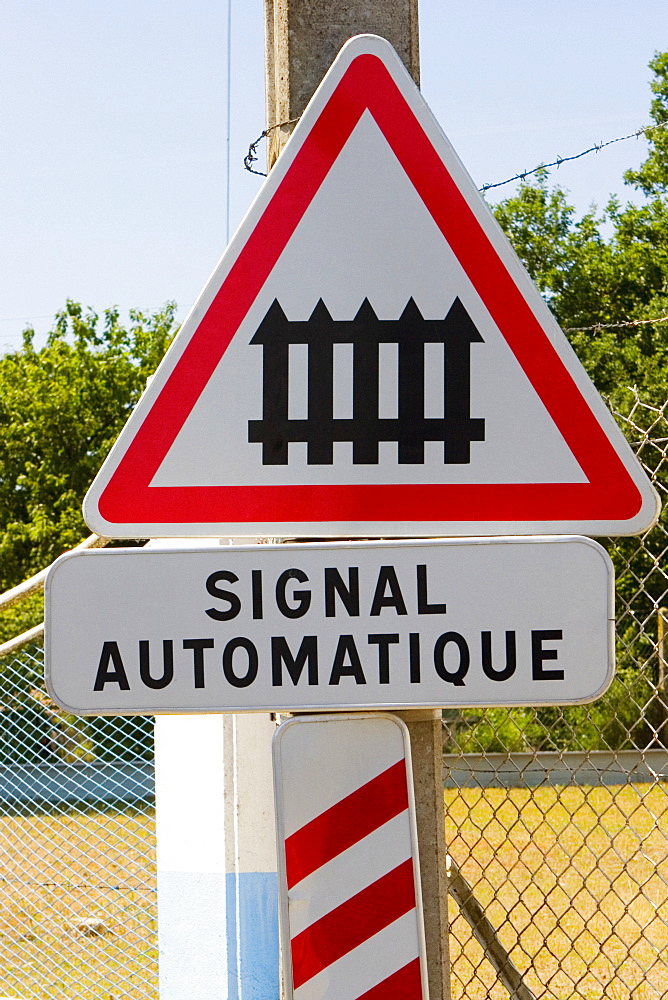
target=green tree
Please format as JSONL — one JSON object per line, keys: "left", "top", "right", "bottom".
{"left": 625, "top": 52, "right": 668, "bottom": 196}
{"left": 493, "top": 187, "right": 668, "bottom": 408}
{"left": 491, "top": 49, "right": 668, "bottom": 410}
{"left": 446, "top": 52, "right": 668, "bottom": 754}
{"left": 0, "top": 303, "right": 177, "bottom": 764}
{"left": 0, "top": 300, "right": 177, "bottom": 593}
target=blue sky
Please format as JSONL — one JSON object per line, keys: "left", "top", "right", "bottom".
{"left": 1, "top": 1, "right": 665, "bottom": 350}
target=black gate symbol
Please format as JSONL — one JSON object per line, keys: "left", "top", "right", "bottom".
{"left": 248, "top": 297, "right": 485, "bottom": 465}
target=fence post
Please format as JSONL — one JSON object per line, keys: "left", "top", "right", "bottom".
{"left": 658, "top": 608, "right": 668, "bottom": 742}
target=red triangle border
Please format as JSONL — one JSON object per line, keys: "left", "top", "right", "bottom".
{"left": 98, "top": 52, "right": 642, "bottom": 527}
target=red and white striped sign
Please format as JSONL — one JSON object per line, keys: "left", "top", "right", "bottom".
{"left": 273, "top": 713, "right": 428, "bottom": 999}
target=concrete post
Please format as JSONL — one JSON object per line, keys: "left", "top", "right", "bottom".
{"left": 396, "top": 709, "right": 451, "bottom": 1000}
{"left": 264, "top": 0, "right": 419, "bottom": 166}
{"left": 263, "top": 6, "right": 451, "bottom": 998}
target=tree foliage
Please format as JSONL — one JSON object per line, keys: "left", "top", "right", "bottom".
{"left": 1, "top": 54, "right": 668, "bottom": 757}
{"left": 493, "top": 190, "right": 668, "bottom": 409}
{"left": 0, "top": 301, "right": 177, "bottom": 592}
{"left": 491, "top": 50, "right": 668, "bottom": 412}
{"left": 450, "top": 50, "right": 668, "bottom": 754}
{"left": 0, "top": 304, "right": 176, "bottom": 762}
{"left": 624, "top": 52, "right": 668, "bottom": 196}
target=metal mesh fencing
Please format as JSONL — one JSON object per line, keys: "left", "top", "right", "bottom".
{"left": 444, "top": 393, "right": 668, "bottom": 999}
{"left": 0, "top": 392, "right": 665, "bottom": 999}
{"left": 0, "top": 641, "right": 156, "bottom": 1000}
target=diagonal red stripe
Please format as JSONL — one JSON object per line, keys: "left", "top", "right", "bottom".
{"left": 291, "top": 858, "right": 416, "bottom": 989}
{"left": 285, "top": 759, "right": 408, "bottom": 888}
{"left": 354, "top": 958, "right": 423, "bottom": 999}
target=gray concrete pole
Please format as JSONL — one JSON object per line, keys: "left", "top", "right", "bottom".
{"left": 396, "top": 708, "right": 452, "bottom": 1000}
{"left": 263, "top": 8, "right": 451, "bottom": 999}
{"left": 264, "top": 0, "right": 419, "bottom": 166}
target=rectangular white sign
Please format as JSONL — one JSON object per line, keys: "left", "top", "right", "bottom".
{"left": 44, "top": 536, "right": 614, "bottom": 715}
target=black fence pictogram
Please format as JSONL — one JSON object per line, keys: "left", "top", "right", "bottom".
{"left": 248, "top": 297, "right": 485, "bottom": 465}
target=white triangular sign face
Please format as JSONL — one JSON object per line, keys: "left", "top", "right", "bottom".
{"left": 84, "top": 35, "right": 659, "bottom": 538}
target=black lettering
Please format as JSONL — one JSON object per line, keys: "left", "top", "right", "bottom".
{"left": 329, "top": 635, "right": 366, "bottom": 685}
{"left": 434, "top": 632, "right": 469, "bottom": 686}
{"left": 416, "top": 565, "right": 447, "bottom": 615}
{"left": 271, "top": 636, "right": 318, "bottom": 686}
{"left": 183, "top": 638, "right": 215, "bottom": 688}
{"left": 139, "top": 639, "right": 174, "bottom": 689}
{"left": 276, "top": 569, "right": 311, "bottom": 619}
{"left": 370, "top": 566, "right": 408, "bottom": 617}
{"left": 481, "top": 631, "right": 517, "bottom": 681}
{"left": 205, "top": 571, "right": 241, "bottom": 621}
{"left": 368, "top": 634, "right": 400, "bottom": 684}
{"left": 531, "top": 629, "right": 564, "bottom": 680}
{"left": 324, "top": 567, "right": 360, "bottom": 617}
{"left": 409, "top": 632, "right": 421, "bottom": 683}
{"left": 251, "top": 570, "right": 263, "bottom": 620}
{"left": 222, "top": 637, "right": 258, "bottom": 687}
{"left": 94, "top": 641, "right": 130, "bottom": 691}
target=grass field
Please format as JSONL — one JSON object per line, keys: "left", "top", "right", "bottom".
{"left": 0, "top": 809, "right": 157, "bottom": 999}
{"left": 0, "top": 785, "right": 667, "bottom": 999}
{"left": 445, "top": 784, "right": 668, "bottom": 1000}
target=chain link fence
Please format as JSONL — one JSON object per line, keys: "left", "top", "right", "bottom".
{"left": 0, "top": 393, "right": 665, "bottom": 999}
{"left": 0, "top": 642, "right": 157, "bottom": 999}
{"left": 445, "top": 394, "right": 668, "bottom": 999}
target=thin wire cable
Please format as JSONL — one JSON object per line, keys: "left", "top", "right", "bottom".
{"left": 243, "top": 118, "right": 301, "bottom": 176}
{"left": 564, "top": 314, "right": 668, "bottom": 333}
{"left": 3, "top": 116, "right": 668, "bottom": 332}
{"left": 225, "top": 0, "right": 232, "bottom": 243}
{"left": 0, "top": 314, "right": 55, "bottom": 324}
{"left": 480, "top": 120, "right": 668, "bottom": 193}
{"left": 243, "top": 117, "right": 668, "bottom": 192}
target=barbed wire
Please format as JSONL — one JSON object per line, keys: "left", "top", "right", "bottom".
{"left": 564, "top": 313, "right": 668, "bottom": 333}
{"left": 244, "top": 117, "right": 300, "bottom": 176}
{"left": 245, "top": 116, "right": 668, "bottom": 191}
{"left": 242, "top": 115, "right": 668, "bottom": 336}
{"left": 481, "top": 119, "right": 668, "bottom": 192}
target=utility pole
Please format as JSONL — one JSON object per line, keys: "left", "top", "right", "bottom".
{"left": 264, "top": 0, "right": 419, "bottom": 166}
{"left": 263, "top": 5, "right": 451, "bottom": 1000}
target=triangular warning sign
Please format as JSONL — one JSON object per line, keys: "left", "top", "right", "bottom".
{"left": 84, "top": 35, "right": 659, "bottom": 539}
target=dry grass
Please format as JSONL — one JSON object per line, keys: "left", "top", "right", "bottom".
{"left": 446, "top": 783, "right": 668, "bottom": 1000}
{"left": 0, "top": 809, "right": 157, "bottom": 999}
{"left": 0, "top": 786, "right": 667, "bottom": 999}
